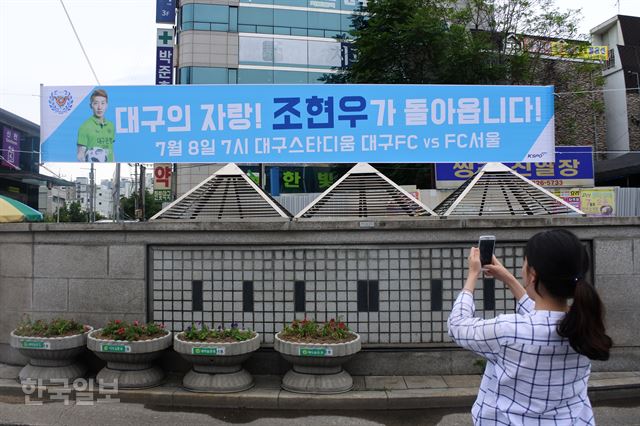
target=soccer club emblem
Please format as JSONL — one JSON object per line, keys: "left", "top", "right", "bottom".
{"left": 48, "top": 90, "right": 74, "bottom": 114}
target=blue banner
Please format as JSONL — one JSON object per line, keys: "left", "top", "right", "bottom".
{"left": 435, "top": 146, "right": 594, "bottom": 188}
{"left": 156, "top": 0, "right": 175, "bottom": 24}
{"left": 40, "top": 84, "right": 554, "bottom": 164}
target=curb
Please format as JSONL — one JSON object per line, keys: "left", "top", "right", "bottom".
{"left": 1, "top": 374, "right": 639, "bottom": 410}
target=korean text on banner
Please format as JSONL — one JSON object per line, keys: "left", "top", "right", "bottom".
{"left": 40, "top": 84, "right": 555, "bottom": 164}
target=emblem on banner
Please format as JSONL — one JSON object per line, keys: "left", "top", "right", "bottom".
{"left": 48, "top": 90, "right": 74, "bottom": 114}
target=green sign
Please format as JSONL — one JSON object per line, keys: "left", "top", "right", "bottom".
{"left": 299, "top": 347, "right": 333, "bottom": 357}
{"left": 192, "top": 346, "right": 225, "bottom": 356}
{"left": 21, "top": 340, "right": 50, "bottom": 349}
{"left": 100, "top": 344, "right": 132, "bottom": 353}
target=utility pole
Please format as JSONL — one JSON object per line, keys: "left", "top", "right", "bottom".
{"left": 89, "top": 162, "right": 95, "bottom": 222}
{"left": 140, "top": 164, "right": 146, "bottom": 221}
{"left": 134, "top": 163, "right": 139, "bottom": 219}
{"left": 113, "top": 163, "right": 121, "bottom": 221}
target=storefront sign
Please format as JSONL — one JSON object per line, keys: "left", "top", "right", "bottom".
{"left": 1, "top": 127, "right": 21, "bottom": 169}
{"left": 156, "top": 0, "right": 175, "bottom": 24}
{"left": 156, "top": 29, "right": 174, "bottom": 85}
{"left": 552, "top": 187, "right": 616, "bottom": 217}
{"left": 153, "top": 163, "right": 172, "bottom": 202}
{"left": 435, "top": 146, "right": 593, "bottom": 189}
{"left": 41, "top": 84, "right": 555, "bottom": 163}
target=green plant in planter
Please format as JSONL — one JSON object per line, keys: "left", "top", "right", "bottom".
{"left": 279, "top": 317, "right": 355, "bottom": 343}
{"left": 14, "top": 316, "right": 88, "bottom": 337}
{"left": 97, "top": 320, "right": 166, "bottom": 341}
{"left": 181, "top": 322, "right": 254, "bottom": 342}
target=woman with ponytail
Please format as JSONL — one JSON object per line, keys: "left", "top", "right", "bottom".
{"left": 448, "top": 229, "right": 612, "bottom": 425}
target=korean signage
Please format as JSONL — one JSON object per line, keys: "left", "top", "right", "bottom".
{"left": 156, "top": 0, "right": 175, "bottom": 24}
{"left": 435, "top": 146, "right": 593, "bottom": 189}
{"left": 1, "top": 127, "right": 21, "bottom": 169}
{"left": 522, "top": 37, "right": 608, "bottom": 61}
{"left": 156, "top": 29, "right": 174, "bottom": 85}
{"left": 241, "top": 165, "right": 348, "bottom": 193}
{"left": 40, "top": 84, "right": 555, "bottom": 164}
{"left": 153, "top": 163, "right": 173, "bottom": 202}
{"left": 553, "top": 187, "right": 616, "bottom": 217}
{"left": 550, "top": 42, "right": 608, "bottom": 61}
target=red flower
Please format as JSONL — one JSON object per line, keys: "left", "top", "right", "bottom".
{"left": 133, "top": 320, "right": 139, "bottom": 326}
{"left": 160, "top": 323, "right": 165, "bottom": 329}
{"left": 114, "top": 320, "right": 122, "bottom": 325}
{"left": 117, "top": 327, "right": 126, "bottom": 335}
{"left": 338, "top": 322, "right": 346, "bottom": 330}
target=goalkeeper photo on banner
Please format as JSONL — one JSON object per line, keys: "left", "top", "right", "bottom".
{"left": 76, "top": 89, "right": 115, "bottom": 162}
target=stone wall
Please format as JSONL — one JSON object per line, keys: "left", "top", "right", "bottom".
{"left": 628, "top": 91, "right": 640, "bottom": 152}
{"left": 1, "top": 217, "right": 639, "bottom": 374}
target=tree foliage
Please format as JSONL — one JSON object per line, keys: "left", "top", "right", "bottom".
{"left": 325, "top": 0, "right": 585, "bottom": 85}
{"left": 44, "top": 201, "right": 104, "bottom": 223}
{"left": 120, "top": 190, "right": 163, "bottom": 221}
{"left": 323, "top": 0, "right": 602, "bottom": 187}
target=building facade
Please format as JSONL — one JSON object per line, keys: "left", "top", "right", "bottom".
{"left": 0, "top": 108, "right": 72, "bottom": 208}
{"left": 174, "top": 0, "right": 362, "bottom": 194}
{"left": 591, "top": 15, "right": 640, "bottom": 186}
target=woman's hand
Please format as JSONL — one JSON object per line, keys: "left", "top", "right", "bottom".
{"left": 483, "top": 255, "right": 513, "bottom": 282}
{"left": 463, "top": 247, "right": 482, "bottom": 293}
{"left": 484, "top": 255, "right": 526, "bottom": 300}
{"left": 467, "top": 247, "right": 482, "bottom": 279}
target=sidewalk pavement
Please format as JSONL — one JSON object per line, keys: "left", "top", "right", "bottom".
{"left": 1, "top": 363, "right": 639, "bottom": 410}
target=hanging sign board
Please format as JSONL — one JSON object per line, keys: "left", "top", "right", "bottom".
{"left": 40, "top": 84, "right": 555, "bottom": 164}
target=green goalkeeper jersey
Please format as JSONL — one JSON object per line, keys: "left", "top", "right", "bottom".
{"left": 77, "top": 116, "right": 115, "bottom": 161}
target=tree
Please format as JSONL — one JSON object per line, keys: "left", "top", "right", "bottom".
{"left": 44, "top": 201, "right": 104, "bottom": 223}
{"left": 120, "top": 190, "right": 163, "bottom": 221}
{"left": 324, "top": 0, "right": 602, "bottom": 187}
{"left": 327, "top": 0, "right": 586, "bottom": 85}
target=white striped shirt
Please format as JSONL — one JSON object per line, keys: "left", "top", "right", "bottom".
{"left": 448, "top": 290, "right": 594, "bottom": 425}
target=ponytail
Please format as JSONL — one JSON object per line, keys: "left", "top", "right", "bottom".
{"left": 557, "top": 279, "right": 613, "bottom": 361}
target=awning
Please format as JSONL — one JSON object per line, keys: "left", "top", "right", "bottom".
{"left": 0, "top": 170, "right": 74, "bottom": 187}
{"left": 595, "top": 153, "right": 640, "bottom": 182}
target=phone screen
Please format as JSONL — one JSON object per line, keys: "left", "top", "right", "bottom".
{"left": 479, "top": 236, "right": 496, "bottom": 266}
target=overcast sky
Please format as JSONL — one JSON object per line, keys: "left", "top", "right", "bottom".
{"left": 1, "top": 0, "right": 639, "bottom": 180}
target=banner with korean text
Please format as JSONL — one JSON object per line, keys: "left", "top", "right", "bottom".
{"left": 40, "top": 84, "right": 555, "bottom": 163}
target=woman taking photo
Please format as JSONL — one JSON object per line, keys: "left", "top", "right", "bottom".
{"left": 448, "top": 229, "right": 612, "bottom": 425}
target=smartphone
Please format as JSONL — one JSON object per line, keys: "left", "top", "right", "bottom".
{"left": 478, "top": 235, "right": 496, "bottom": 267}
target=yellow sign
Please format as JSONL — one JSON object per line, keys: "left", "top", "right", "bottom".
{"left": 550, "top": 42, "right": 608, "bottom": 60}
{"left": 553, "top": 187, "right": 616, "bottom": 216}
{"left": 579, "top": 188, "right": 615, "bottom": 216}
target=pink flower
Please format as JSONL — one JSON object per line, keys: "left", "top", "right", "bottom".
{"left": 133, "top": 320, "right": 139, "bottom": 326}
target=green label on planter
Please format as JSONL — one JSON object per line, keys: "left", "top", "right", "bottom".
{"left": 100, "top": 344, "right": 132, "bottom": 353}
{"left": 21, "top": 340, "right": 50, "bottom": 349}
{"left": 299, "top": 347, "right": 333, "bottom": 357}
{"left": 192, "top": 347, "right": 225, "bottom": 356}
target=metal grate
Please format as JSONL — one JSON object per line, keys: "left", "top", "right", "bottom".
{"left": 295, "top": 163, "right": 436, "bottom": 219}
{"left": 434, "top": 163, "right": 585, "bottom": 217}
{"left": 150, "top": 163, "right": 291, "bottom": 221}
{"left": 148, "top": 244, "right": 526, "bottom": 345}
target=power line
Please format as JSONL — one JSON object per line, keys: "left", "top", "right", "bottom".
{"left": 59, "top": 0, "right": 101, "bottom": 85}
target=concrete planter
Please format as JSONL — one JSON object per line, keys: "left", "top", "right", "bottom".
{"left": 274, "top": 332, "right": 361, "bottom": 394}
{"left": 87, "top": 329, "right": 172, "bottom": 389}
{"left": 174, "top": 332, "right": 261, "bottom": 393}
{"left": 10, "top": 327, "right": 93, "bottom": 385}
